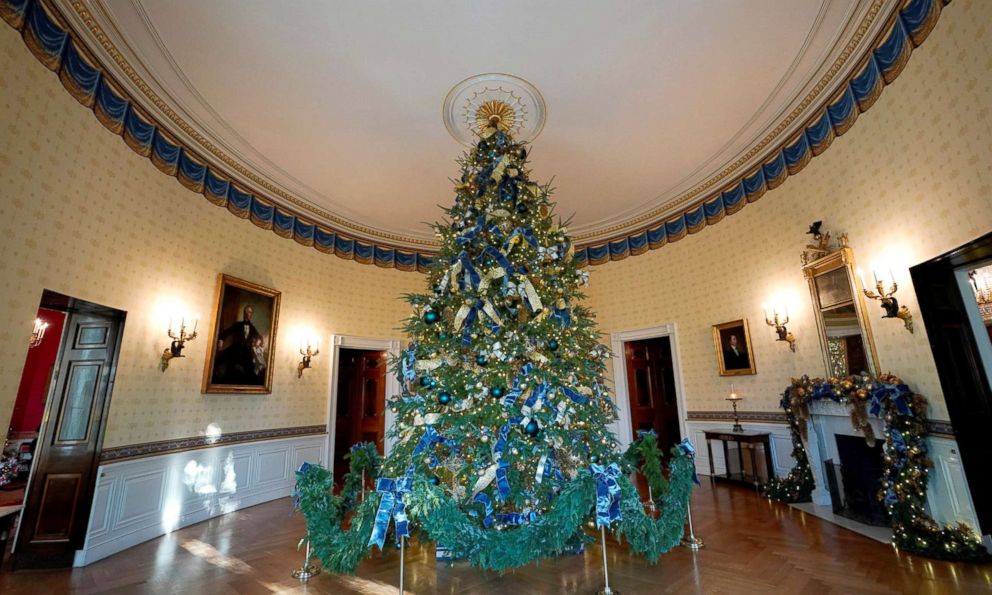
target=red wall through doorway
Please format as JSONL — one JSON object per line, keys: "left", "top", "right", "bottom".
{"left": 9, "top": 308, "right": 66, "bottom": 435}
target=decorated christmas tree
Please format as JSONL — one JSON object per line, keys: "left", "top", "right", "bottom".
{"left": 296, "top": 112, "right": 697, "bottom": 574}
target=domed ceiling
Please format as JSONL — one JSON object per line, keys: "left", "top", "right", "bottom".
{"left": 54, "top": 0, "right": 913, "bottom": 250}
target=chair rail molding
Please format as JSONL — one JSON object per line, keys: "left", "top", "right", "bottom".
{"left": 74, "top": 433, "right": 326, "bottom": 567}
{"left": 609, "top": 323, "right": 689, "bottom": 452}
{"left": 325, "top": 335, "right": 402, "bottom": 473}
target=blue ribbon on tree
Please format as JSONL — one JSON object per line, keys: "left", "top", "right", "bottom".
{"left": 401, "top": 343, "right": 417, "bottom": 383}
{"left": 551, "top": 307, "right": 572, "bottom": 328}
{"left": 472, "top": 492, "right": 494, "bottom": 528}
{"left": 591, "top": 463, "right": 623, "bottom": 528}
{"left": 453, "top": 251, "right": 481, "bottom": 291}
{"left": 495, "top": 460, "right": 512, "bottom": 501}
{"left": 410, "top": 426, "right": 445, "bottom": 470}
{"left": 562, "top": 386, "right": 589, "bottom": 405}
{"left": 503, "top": 364, "right": 533, "bottom": 407}
{"left": 496, "top": 511, "right": 538, "bottom": 526}
{"left": 368, "top": 476, "right": 412, "bottom": 550}
{"left": 677, "top": 438, "right": 701, "bottom": 485}
{"left": 502, "top": 227, "right": 539, "bottom": 253}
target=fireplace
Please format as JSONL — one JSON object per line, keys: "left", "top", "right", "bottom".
{"left": 823, "top": 434, "right": 889, "bottom": 527}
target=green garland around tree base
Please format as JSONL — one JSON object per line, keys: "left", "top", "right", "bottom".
{"left": 295, "top": 434, "right": 695, "bottom": 574}
{"left": 764, "top": 375, "right": 989, "bottom": 563}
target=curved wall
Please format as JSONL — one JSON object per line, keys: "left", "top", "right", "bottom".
{"left": 0, "top": 24, "right": 421, "bottom": 448}
{"left": 584, "top": 0, "right": 992, "bottom": 422}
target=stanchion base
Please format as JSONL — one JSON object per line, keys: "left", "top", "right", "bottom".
{"left": 681, "top": 536, "right": 704, "bottom": 551}
{"left": 596, "top": 588, "right": 620, "bottom": 595}
{"left": 291, "top": 565, "right": 321, "bottom": 581}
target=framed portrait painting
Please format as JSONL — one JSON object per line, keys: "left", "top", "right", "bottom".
{"left": 202, "top": 274, "right": 281, "bottom": 394}
{"left": 712, "top": 318, "right": 756, "bottom": 376}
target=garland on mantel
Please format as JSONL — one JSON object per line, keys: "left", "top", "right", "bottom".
{"left": 764, "top": 374, "right": 988, "bottom": 562}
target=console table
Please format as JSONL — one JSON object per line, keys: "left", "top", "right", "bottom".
{"left": 703, "top": 430, "right": 774, "bottom": 489}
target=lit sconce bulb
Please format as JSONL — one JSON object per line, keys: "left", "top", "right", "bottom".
{"left": 298, "top": 332, "right": 320, "bottom": 378}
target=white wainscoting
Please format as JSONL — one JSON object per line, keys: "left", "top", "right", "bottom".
{"left": 73, "top": 433, "right": 327, "bottom": 567}
{"left": 925, "top": 436, "right": 981, "bottom": 533}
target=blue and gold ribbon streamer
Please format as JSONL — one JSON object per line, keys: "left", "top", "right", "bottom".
{"left": 368, "top": 476, "right": 412, "bottom": 550}
{"left": 591, "top": 463, "right": 623, "bottom": 528}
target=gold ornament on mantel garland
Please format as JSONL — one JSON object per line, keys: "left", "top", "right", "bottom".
{"left": 475, "top": 100, "right": 516, "bottom": 133}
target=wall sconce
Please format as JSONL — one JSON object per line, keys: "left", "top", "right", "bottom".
{"left": 858, "top": 267, "right": 914, "bottom": 333}
{"left": 29, "top": 318, "right": 49, "bottom": 348}
{"left": 161, "top": 316, "right": 198, "bottom": 371}
{"left": 298, "top": 338, "right": 320, "bottom": 378}
{"left": 763, "top": 303, "right": 796, "bottom": 352}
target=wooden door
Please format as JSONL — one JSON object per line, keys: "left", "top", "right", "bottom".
{"left": 333, "top": 349, "right": 386, "bottom": 485}
{"left": 14, "top": 307, "right": 124, "bottom": 568}
{"left": 625, "top": 337, "right": 681, "bottom": 454}
{"left": 910, "top": 233, "right": 992, "bottom": 533}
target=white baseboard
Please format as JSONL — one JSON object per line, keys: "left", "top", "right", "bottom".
{"left": 73, "top": 433, "right": 327, "bottom": 567}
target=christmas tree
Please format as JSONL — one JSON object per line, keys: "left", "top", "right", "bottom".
{"left": 296, "top": 115, "right": 697, "bottom": 573}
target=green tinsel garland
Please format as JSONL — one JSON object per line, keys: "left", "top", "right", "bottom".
{"left": 623, "top": 431, "right": 669, "bottom": 501}
{"left": 765, "top": 374, "right": 989, "bottom": 563}
{"left": 295, "top": 435, "right": 695, "bottom": 573}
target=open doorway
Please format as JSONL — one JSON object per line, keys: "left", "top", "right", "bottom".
{"left": 623, "top": 336, "right": 683, "bottom": 455}
{"left": 911, "top": 231, "right": 992, "bottom": 536}
{"left": 331, "top": 348, "right": 387, "bottom": 488}
{"left": 1, "top": 290, "right": 125, "bottom": 569}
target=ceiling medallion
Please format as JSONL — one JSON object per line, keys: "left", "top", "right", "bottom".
{"left": 443, "top": 73, "right": 546, "bottom": 146}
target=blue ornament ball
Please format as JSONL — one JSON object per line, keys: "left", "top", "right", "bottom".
{"left": 439, "top": 332, "right": 450, "bottom": 341}
{"left": 547, "top": 339, "right": 559, "bottom": 351}
{"left": 419, "top": 376, "right": 432, "bottom": 387}
{"left": 475, "top": 354, "right": 487, "bottom": 366}
{"left": 525, "top": 420, "right": 539, "bottom": 436}
{"left": 424, "top": 311, "right": 440, "bottom": 324}
{"left": 490, "top": 386, "right": 505, "bottom": 399}
{"left": 589, "top": 454, "right": 600, "bottom": 464}
{"left": 430, "top": 476, "right": 440, "bottom": 486}
{"left": 438, "top": 391, "right": 452, "bottom": 405}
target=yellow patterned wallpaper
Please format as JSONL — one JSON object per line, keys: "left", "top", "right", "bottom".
{"left": 584, "top": 0, "right": 992, "bottom": 422}
{"left": 0, "top": 26, "right": 421, "bottom": 448}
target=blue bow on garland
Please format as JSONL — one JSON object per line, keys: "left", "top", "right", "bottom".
{"left": 368, "top": 476, "right": 412, "bottom": 550}
{"left": 869, "top": 383, "right": 913, "bottom": 417}
{"left": 677, "top": 438, "right": 701, "bottom": 485}
{"left": 591, "top": 463, "right": 623, "bottom": 528}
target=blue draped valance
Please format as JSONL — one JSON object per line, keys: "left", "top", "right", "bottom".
{"left": 571, "top": 0, "right": 949, "bottom": 267}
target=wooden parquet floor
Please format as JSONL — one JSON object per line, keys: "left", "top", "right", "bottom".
{"left": 0, "top": 481, "right": 989, "bottom": 594}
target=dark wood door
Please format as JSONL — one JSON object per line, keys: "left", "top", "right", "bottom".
{"left": 910, "top": 232, "right": 992, "bottom": 533}
{"left": 14, "top": 307, "right": 124, "bottom": 568}
{"left": 333, "top": 349, "right": 386, "bottom": 485}
{"left": 625, "top": 337, "right": 681, "bottom": 454}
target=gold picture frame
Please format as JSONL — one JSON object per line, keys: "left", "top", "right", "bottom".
{"left": 202, "top": 274, "right": 281, "bottom": 394}
{"left": 712, "top": 318, "right": 757, "bottom": 376}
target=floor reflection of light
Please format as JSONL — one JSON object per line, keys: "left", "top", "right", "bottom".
{"left": 337, "top": 575, "right": 411, "bottom": 594}
{"left": 221, "top": 452, "right": 237, "bottom": 493}
{"left": 162, "top": 499, "right": 182, "bottom": 533}
{"left": 181, "top": 539, "right": 252, "bottom": 574}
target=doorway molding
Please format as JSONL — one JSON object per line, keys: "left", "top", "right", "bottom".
{"left": 325, "top": 335, "right": 401, "bottom": 474}
{"left": 609, "top": 323, "right": 689, "bottom": 452}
